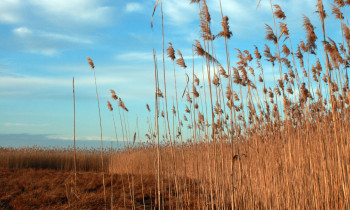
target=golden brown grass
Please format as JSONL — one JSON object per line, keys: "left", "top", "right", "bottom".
{"left": 137, "top": 0, "right": 350, "bottom": 208}
{"left": 0, "top": 147, "right": 108, "bottom": 172}
{"left": 0, "top": 168, "right": 175, "bottom": 209}
{"left": 110, "top": 124, "right": 350, "bottom": 209}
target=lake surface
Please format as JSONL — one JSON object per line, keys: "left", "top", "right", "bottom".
{"left": 0, "top": 133, "right": 125, "bottom": 149}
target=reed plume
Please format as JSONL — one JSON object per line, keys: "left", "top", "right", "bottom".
{"left": 167, "top": 42, "right": 176, "bottom": 61}
{"left": 218, "top": 16, "right": 232, "bottom": 39}
{"left": 303, "top": 15, "right": 318, "bottom": 54}
{"left": 273, "top": 4, "right": 286, "bottom": 20}
{"left": 176, "top": 50, "right": 187, "bottom": 68}
{"left": 118, "top": 99, "right": 128, "bottom": 112}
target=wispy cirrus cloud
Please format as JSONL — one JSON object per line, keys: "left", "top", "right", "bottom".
{"left": 0, "top": 69, "right": 153, "bottom": 100}
{"left": 12, "top": 26, "right": 93, "bottom": 55}
{"left": 115, "top": 52, "right": 154, "bottom": 62}
{"left": 28, "top": 0, "right": 115, "bottom": 28}
{"left": 161, "top": 0, "right": 197, "bottom": 26}
{"left": 125, "top": 2, "right": 143, "bottom": 13}
{"left": 0, "top": 74, "right": 127, "bottom": 89}
{"left": 0, "top": 0, "right": 23, "bottom": 24}
{"left": 0, "top": 0, "right": 116, "bottom": 28}
{"left": 13, "top": 26, "right": 92, "bottom": 44}
{"left": 13, "top": 26, "right": 32, "bottom": 36}
{"left": 1, "top": 0, "right": 118, "bottom": 55}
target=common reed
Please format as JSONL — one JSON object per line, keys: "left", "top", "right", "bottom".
{"left": 0, "top": 147, "right": 109, "bottom": 172}
{"left": 3, "top": 0, "right": 350, "bottom": 209}
{"left": 87, "top": 57, "right": 107, "bottom": 209}
{"left": 109, "top": 0, "right": 350, "bottom": 208}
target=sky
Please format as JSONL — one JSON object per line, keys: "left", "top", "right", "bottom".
{"left": 0, "top": 0, "right": 346, "bottom": 147}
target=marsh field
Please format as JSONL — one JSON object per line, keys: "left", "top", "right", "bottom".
{"left": 1, "top": 0, "right": 350, "bottom": 209}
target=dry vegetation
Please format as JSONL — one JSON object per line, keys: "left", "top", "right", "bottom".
{"left": 0, "top": 168, "right": 164, "bottom": 209}
{"left": 0, "top": 147, "right": 108, "bottom": 172}
{"left": 1, "top": 0, "right": 350, "bottom": 209}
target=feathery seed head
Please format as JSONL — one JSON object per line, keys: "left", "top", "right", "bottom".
{"left": 282, "top": 44, "right": 290, "bottom": 57}
{"left": 110, "top": 89, "right": 118, "bottom": 100}
{"left": 176, "top": 50, "right": 187, "bottom": 68}
{"left": 335, "top": 0, "right": 345, "bottom": 7}
{"left": 303, "top": 15, "right": 317, "bottom": 54}
{"left": 331, "top": 3, "right": 344, "bottom": 19}
{"left": 118, "top": 99, "right": 128, "bottom": 112}
{"left": 316, "top": 0, "right": 327, "bottom": 20}
{"left": 107, "top": 101, "right": 113, "bottom": 111}
{"left": 167, "top": 42, "right": 176, "bottom": 61}
{"left": 87, "top": 57, "right": 95, "bottom": 69}
{"left": 192, "top": 85, "right": 199, "bottom": 98}
{"left": 273, "top": 4, "right": 286, "bottom": 20}
{"left": 254, "top": 46, "right": 262, "bottom": 60}
{"left": 218, "top": 16, "right": 232, "bottom": 39}
{"left": 265, "top": 24, "right": 277, "bottom": 44}
{"left": 194, "top": 40, "right": 205, "bottom": 56}
{"left": 194, "top": 74, "right": 200, "bottom": 86}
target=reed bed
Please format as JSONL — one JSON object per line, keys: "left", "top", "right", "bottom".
{"left": 111, "top": 121, "right": 350, "bottom": 208}
{"left": 2, "top": 0, "right": 350, "bottom": 209}
{"left": 0, "top": 147, "right": 109, "bottom": 172}
{"left": 108, "top": 0, "right": 350, "bottom": 208}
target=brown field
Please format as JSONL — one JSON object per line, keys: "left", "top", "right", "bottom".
{"left": 0, "top": 125, "right": 349, "bottom": 209}
{"left": 0, "top": 168, "right": 160, "bottom": 209}
{"left": 0, "top": 148, "right": 200, "bottom": 209}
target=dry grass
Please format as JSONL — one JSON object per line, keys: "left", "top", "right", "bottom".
{"left": 110, "top": 125, "right": 350, "bottom": 209}
{"left": 0, "top": 168, "right": 176, "bottom": 209}
{"left": 0, "top": 147, "right": 109, "bottom": 172}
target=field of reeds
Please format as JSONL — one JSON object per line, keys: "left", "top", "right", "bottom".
{"left": 0, "top": 147, "right": 108, "bottom": 171}
{"left": 1, "top": 0, "right": 350, "bottom": 209}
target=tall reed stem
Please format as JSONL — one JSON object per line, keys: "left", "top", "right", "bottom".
{"left": 72, "top": 77, "right": 77, "bottom": 209}
{"left": 87, "top": 57, "right": 107, "bottom": 209}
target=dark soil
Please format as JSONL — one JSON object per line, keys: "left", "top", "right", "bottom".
{"left": 0, "top": 168, "right": 169, "bottom": 209}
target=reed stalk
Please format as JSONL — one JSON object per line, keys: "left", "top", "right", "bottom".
{"left": 87, "top": 57, "right": 106, "bottom": 209}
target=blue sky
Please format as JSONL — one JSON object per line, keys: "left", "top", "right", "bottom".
{"left": 0, "top": 0, "right": 346, "bottom": 146}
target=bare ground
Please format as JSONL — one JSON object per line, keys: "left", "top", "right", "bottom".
{"left": 0, "top": 168, "right": 180, "bottom": 209}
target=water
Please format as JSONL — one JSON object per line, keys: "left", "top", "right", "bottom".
{"left": 0, "top": 133, "right": 124, "bottom": 150}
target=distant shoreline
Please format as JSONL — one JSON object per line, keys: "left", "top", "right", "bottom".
{"left": 0, "top": 138, "right": 125, "bottom": 150}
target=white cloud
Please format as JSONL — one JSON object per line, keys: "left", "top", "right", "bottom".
{"left": 13, "top": 26, "right": 32, "bottom": 36}
{"left": 3, "top": 1, "right": 114, "bottom": 56}
{"left": 0, "top": 75, "right": 127, "bottom": 89}
{"left": 162, "top": 0, "right": 197, "bottom": 26}
{"left": 0, "top": 13, "right": 20, "bottom": 24}
{"left": 0, "top": 75, "right": 69, "bottom": 88}
{"left": 12, "top": 26, "right": 93, "bottom": 55}
{"left": 1, "top": 0, "right": 115, "bottom": 28}
{"left": 115, "top": 52, "right": 154, "bottom": 61}
{"left": 29, "top": 0, "right": 114, "bottom": 27}
{"left": 27, "top": 48, "right": 58, "bottom": 56}
{"left": 40, "top": 31, "right": 92, "bottom": 44}
{"left": 0, "top": 64, "right": 159, "bottom": 101}
{"left": 125, "top": 2, "right": 143, "bottom": 13}
{"left": 212, "top": 0, "right": 257, "bottom": 21}
{"left": 0, "top": 0, "right": 23, "bottom": 24}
